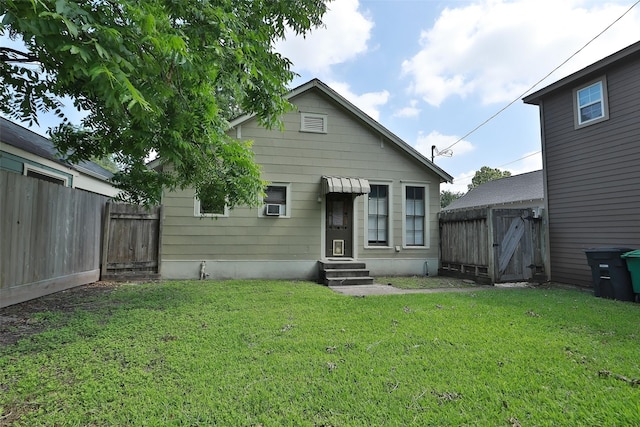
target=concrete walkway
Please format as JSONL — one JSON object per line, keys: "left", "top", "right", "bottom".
{"left": 329, "top": 283, "right": 527, "bottom": 296}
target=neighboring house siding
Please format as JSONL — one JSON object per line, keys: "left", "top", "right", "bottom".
{"left": 1, "top": 119, "right": 119, "bottom": 197}
{"left": 72, "top": 172, "right": 120, "bottom": 197}
{"left": 0, "top": 148, "right": 74, "bottom": 185}
{"left": 161, "top": 89, "right": 442, "bottom": 279}
{"left": 541, "top": 59, "right": 640, "bottom": 286}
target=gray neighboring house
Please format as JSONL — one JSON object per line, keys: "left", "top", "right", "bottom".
{"left": 158, "top": 78, "right": 454, "bottom": 282}
{"left": 0, "top": 117, "right": 118, "bottom": 197}
{"left": 442, "top": 170, "right": 544, "bottom": 212}
{"left": 524, "top": 40, "right": 640, "bottom": 287}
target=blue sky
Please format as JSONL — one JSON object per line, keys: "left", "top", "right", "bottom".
{"left": 276, "top": 0, "right": 640, "bottom": 193}
{"left": 7, "top": 0, "right": 640, "bottom": 193}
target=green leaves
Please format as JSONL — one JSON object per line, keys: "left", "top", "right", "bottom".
{"left": 441, "top": 190, "right": 465, "bottom": 208}
{"left": 468, "top": 166, "right": 512, "bottom": 191}
{"left": 2, "top": 0, "right": 330, "bottom": 205}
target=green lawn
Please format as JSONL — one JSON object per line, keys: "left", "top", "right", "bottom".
{"left": 2, "top": 280, "right": 640, "bottom": 426}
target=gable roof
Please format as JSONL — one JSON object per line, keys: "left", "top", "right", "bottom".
{"left": 0, "top": 117, "right": 114, "bottom": 181}
{"left": 443, "top": 170, "right": 543, "bottom": 211}
{"left": 523, "top": 40, "right": 640, "bottom": 105}
{"left": 228, "top": 78, "right": 453, "bottom": 183}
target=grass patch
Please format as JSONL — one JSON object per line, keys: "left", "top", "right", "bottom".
{"left": 1, "top": 280, "right": 640, "bottom": 425}
{"left": 377, "top": 275, "right": 477, "bottom": 289}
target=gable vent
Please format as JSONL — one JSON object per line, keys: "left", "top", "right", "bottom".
{"left": 301, "top": 113, "right": 327, "bottom": 133}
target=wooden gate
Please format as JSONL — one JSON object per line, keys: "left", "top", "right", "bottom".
{"left": 101, "top": 203, "right": 162, "bottom": 280}
{"left": 492, "top": 209, "right": 541, "bottom": 282}
{"left": 439, "top": 208, "right": 546, "bottom": 284}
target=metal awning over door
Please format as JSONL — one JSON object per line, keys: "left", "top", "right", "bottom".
{"left": 322, "top": 176, "right": 370, "bottom": 195}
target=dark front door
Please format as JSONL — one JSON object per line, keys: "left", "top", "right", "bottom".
{"left": 326, "top": 193, "right": 354, "bottom": 258}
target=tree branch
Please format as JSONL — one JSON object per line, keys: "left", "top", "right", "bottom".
{"left": 0, "top": 47, "right": 39, "bottom": 63}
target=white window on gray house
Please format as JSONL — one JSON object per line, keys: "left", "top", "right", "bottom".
{"left": 368, "top": 184, "right": 388, "bottom": 246}
{"left": 300, "top": 112, "right": 327, "bottom": 133}
{"left": 574, "top": 78, "right": 609, "bottom": 127}
{"left": 404, "top": 185, "right": 425, "bottom": 247}
{"left": 263, "top": 184, "right": 290, "bottom": 217}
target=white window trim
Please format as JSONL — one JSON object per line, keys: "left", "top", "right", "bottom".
{"left": 573, "top": 76, "right": 609, "bottom": 129}
{"left": 23, "top": 163, "right": 70, "bottom": 186}
{"left": 194, "top": 197, "right": 229, "bottom": 218}
{"left": 300, "top": 112, "right": 328, "bottom": 134}
{"left": 401, "top": 181, "right": 429, "bottom": 249}
{"left": 259, "top": 182, "right": 292, "bottom": 218}
{"left": 364, "top": 181, "right": 393, "bottom": 249}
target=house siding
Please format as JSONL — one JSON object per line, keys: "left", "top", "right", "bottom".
{"left": 1, "top": 123, "right": 119, "bottom": 197}
{"left": 0, "top": 149, "right": 75, "bottom": 185}
{"left": 161, "top": 89, "right": 442, "bottom": 280}
{"left": 540, "top": 58, "right": 640, "bottom": 286}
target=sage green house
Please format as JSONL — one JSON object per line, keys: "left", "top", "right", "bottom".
{"left": 160, "top": 79, "right": 453, "bottom": 282}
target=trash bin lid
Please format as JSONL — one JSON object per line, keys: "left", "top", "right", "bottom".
{"left": 584, "top": 247, "right": 634, "bottom": 253}
{"left": 621, "top": 250, "right": 640, "bottom": 258}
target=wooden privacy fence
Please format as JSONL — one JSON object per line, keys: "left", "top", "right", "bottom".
{"left": 439, "top": 208, "right": 547, "bottom": 284}
{"left": 1, "top": 171, "right": 109, "bottom": 307}
{"left": 101, "top": 202, "right": 162, "bottom": 280}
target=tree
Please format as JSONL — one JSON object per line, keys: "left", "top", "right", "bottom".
{"left": 1, "top": 0, "right": 329, "bottom": 205}
{"left": 440, "top": 190, "right": 464, "bottom": 208}
{"left": 468, "top": 166, "right": 511, "bottom": 191}
{"left": 91, "top": 154, "right": 121, "bottom": 174}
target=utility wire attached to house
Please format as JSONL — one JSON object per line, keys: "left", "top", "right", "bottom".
{"left": 436, "top": 0, "right": 640, "bottom": 156}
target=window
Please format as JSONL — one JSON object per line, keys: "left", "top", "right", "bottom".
{"left": 300, "top": 112, "right": 327, "bottom": 133}
{"left": 23, "top": 164, "right": 69, "bottom": 186}
{"left": 262, "top": 183, "right": 291, "bottom": 217}
{"left": 404, "top": 185, "right": 427, "bottom": 247}
{"left": 574, "top": 78, "right": 609, "bottom": 127}
{"left": 367, "top": 184, "right": 389, "bottom": 246}
{"left": 194, "top": 185, "right": 228, "bottom": 217}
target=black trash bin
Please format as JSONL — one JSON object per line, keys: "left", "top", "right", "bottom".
{"left": 584, "top": 248, "right": 634, "bottom": 301}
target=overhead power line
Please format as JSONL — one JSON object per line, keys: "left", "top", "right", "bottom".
{"left": 497, "top": 150, "right": 541, "bottom": 169}
{"left": 438, "top": 0, "right": 640, "bottom": 155}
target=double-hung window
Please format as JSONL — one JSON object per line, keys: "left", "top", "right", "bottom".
{"left": 404, "top": 184, "right": 427, "bottom": 247}
{"left": 574, "top": 78, "right": 609, "bottom": 128}
{"left": 367, "top": 184, "right": 389, "bottom": 246}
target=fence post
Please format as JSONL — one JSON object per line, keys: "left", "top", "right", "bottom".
{"left": 487, "top": 208, "right": 496, "bottom": 283}
{"left": 100, "top": 202, "right": 112, "bottom": 280}
{"left": 157, "top": 205, "right": 164, "bottom": 276}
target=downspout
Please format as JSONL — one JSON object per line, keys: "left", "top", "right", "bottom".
{"left": 538, "top": 101, "right": 552, "bottom": 282}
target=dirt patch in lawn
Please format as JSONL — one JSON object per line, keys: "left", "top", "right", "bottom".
{"left": 0, "top": 281, "right": 123, "bottom": 347}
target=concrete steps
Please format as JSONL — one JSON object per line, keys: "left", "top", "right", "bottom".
{"left": 318, "top": 260, "right": 374, "bottom": 286}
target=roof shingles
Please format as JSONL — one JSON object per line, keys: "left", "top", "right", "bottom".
{"left": 443, "top": 170, "right": 543, "bottom": 211}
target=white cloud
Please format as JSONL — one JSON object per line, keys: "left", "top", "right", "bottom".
{"left": 402, "top": 0, "right": 640, "bottom": 106}
{"left": 414, "top": 130, "right": 475, "bottom": 160}
{"left": 393, "top": 100, "right": 421, "bottom": 118}
{"left": 328, "top": 81, "right": 389, "bottom": 121}
{"left": 504, "top": 150, "right": 543, "bottom": 176}
{"left": 275, "top": 0, "right": 374, "bottom": 76}
{"left": 441, "top": 170, "right": 477, "bottom": 194}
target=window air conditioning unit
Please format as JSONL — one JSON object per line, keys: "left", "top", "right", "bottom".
{"left": 265, "top": 204, "right": 282, "bottom": 216}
